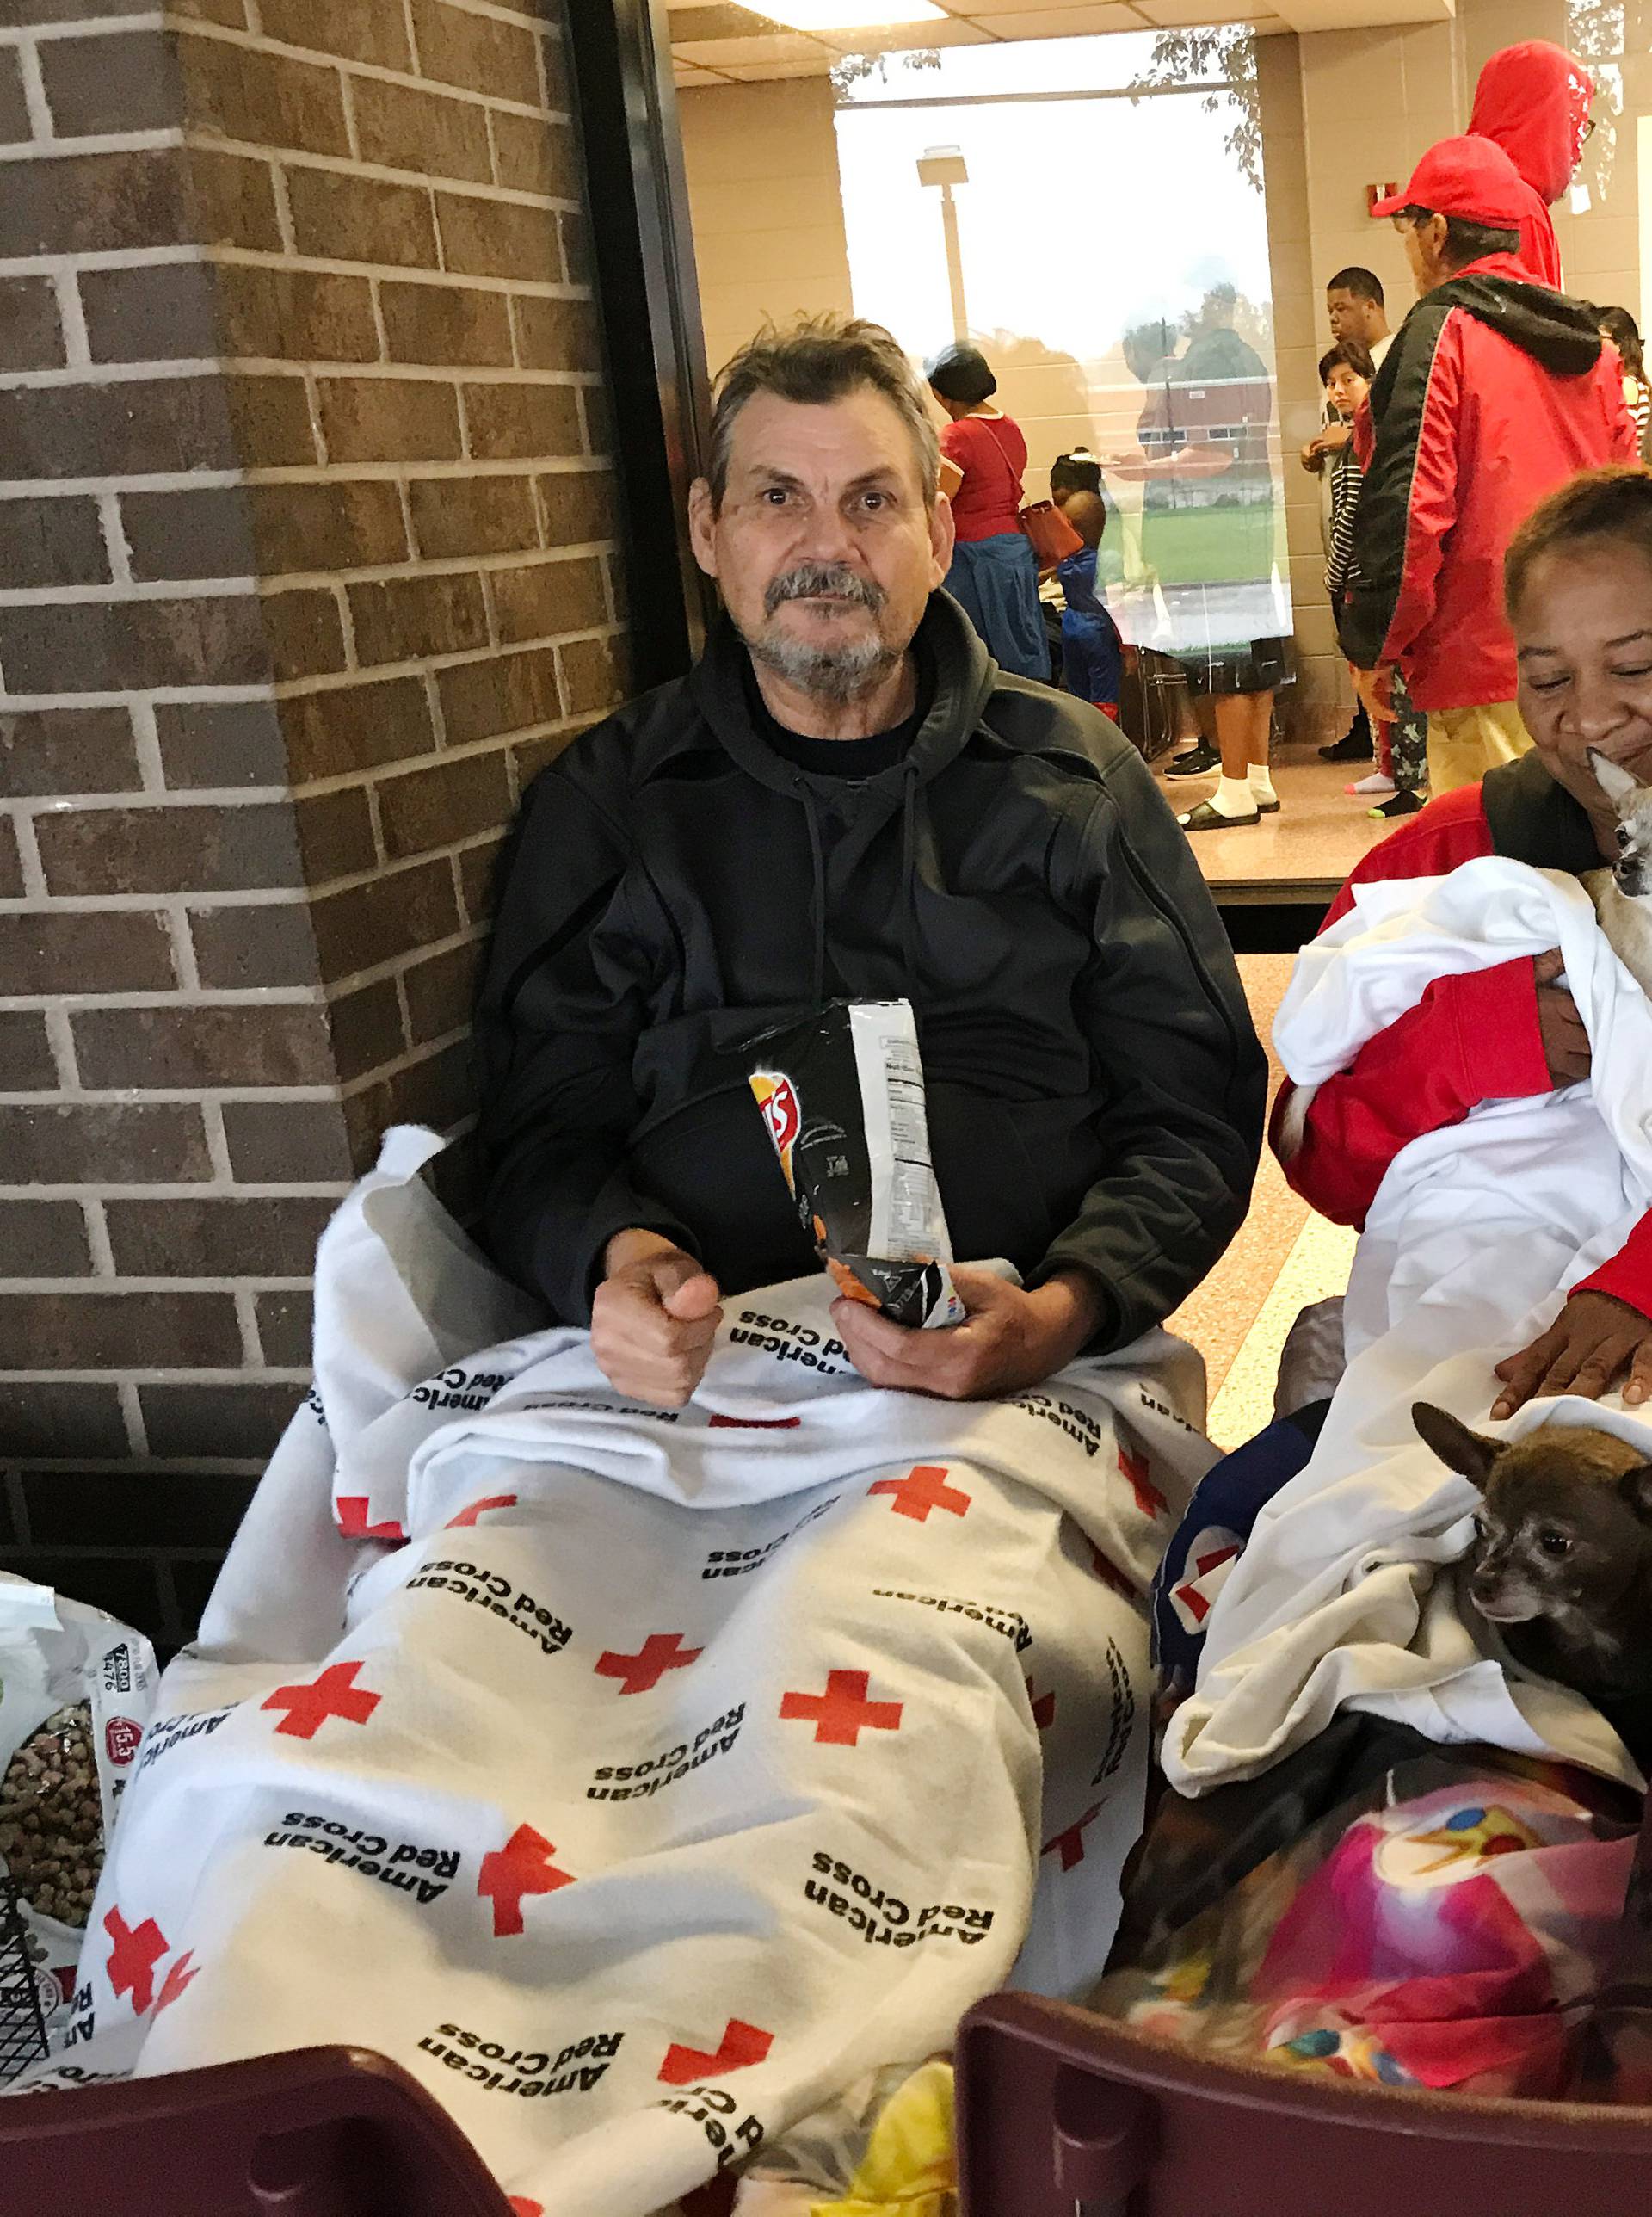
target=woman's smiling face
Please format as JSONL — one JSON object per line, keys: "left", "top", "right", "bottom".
{"left": 1513, "top": 539, "right": 1652, "bottom": 855}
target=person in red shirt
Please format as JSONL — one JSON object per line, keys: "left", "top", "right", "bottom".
{"left": 1468, "top": 40, "right": 1593, "bottom": 293}
{"left": 924, "top": 343, "right": 1048, "bottom": 683}
{"left": 1347, "top": 137, "right": 1636, "bottom": 800}
{"left": 1278, "top": 465, "right": 1652, "bottom": 1417}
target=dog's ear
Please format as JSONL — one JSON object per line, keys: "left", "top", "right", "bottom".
{"left": 1618, "top": 1464, "right": 1652, "bottom": 1522}
{"left": 1587, "top": 748, "right": 1645, "bottom": 808}
{"left": 1413, "top": 1401, "right": 1503, "bottom": 1490}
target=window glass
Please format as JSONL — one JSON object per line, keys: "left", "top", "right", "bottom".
{"left": 835, "top": 32, "right": 1291, "bottom": 672}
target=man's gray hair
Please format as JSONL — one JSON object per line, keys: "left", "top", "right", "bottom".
{"left": 706, "top": 315, "right": 940, "bottom": 510}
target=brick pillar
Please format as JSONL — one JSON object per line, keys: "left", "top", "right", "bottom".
{"left": 0, "top": 0, "right": 626, "bottom": 1640}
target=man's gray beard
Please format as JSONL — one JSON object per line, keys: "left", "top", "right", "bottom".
{"left": 747, "top": 623, "right": 901, "bottom": 707}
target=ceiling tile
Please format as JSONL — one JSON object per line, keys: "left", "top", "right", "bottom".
{"left": 1132, "top": 0, "right": 1272, "bottom": 22}
{"left": 674, "top": 30, "right": 835, "bottom": 62}
{"left": 973, "top": 3, "right": 1146, "bottom": 28}
{"left": 667, "top": 7, "right": 788, "bottom": 37}
{"left": 811, "top": 16, "right": 996, "bottom": 49}
{"left": 718, "top": 52, "right": 841, "bottom": 72}
{"left": 956, "top": 0, "right": 1145, "bottom": 12}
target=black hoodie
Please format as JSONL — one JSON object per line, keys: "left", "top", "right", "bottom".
{"left": 474, "top": 592, "right": 1265, "bottom": 1343}
{"left": 1338, "top": 254, "right": 1635, "bottom": 708}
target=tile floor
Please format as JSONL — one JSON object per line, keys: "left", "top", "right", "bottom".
{"left": 1168, "top": 952, "right": 1356, "bottom": 1451}
{"left": 1156, "top": 741, "right": 1394, "bottom": 900}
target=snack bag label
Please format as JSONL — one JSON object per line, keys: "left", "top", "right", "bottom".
{"left": 746, "top": 1003, "right": 964, "bottom": 1331}
{"left": 750, "top": 1072, "right": 800, "bottom": 1192}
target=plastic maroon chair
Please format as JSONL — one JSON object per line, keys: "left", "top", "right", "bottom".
{"left": 956, "top": 1992, "right": 1652, "bottom": 2216}
{"left": 0, "top": 2045, "right": 517, "bottom": 2217}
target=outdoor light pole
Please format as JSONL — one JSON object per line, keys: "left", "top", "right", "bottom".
{"left": 917, "top": 145, "right": 969, "bottom": 343}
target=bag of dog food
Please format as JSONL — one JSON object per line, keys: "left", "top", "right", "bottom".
{"left": 749, "top": 1000, "right": 965, "bottom": 1331}
{"left": 0, "top": 1576, "right": 157, "bottom": 2076}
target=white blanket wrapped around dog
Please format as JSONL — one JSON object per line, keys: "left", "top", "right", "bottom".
{"left": 1164, "top": 858, "right": 1652, "bottom": 1797}
{"left": 22, "top": 1130, "right": 1213, "bottom": 2217}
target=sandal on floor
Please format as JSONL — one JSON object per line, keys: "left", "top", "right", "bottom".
{"left": 1166, "top": 742, "right": 1220, "bottom": 778}
{"left": 1178, "top": 799, "right": 1260, "bottom": 832}
{"left": 1254, "top": 794, "right": 1280, "bottom": 814}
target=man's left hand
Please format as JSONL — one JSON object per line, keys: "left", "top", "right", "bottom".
{"left": 832, "top": 1266, "right": 1106, "bottom": 1401}
{"left": 1491, "top": 1290, "right": 1652, "bottom": 1417}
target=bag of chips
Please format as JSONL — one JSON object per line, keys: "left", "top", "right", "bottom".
{"left": 749, "top": 1000, "right": 965, "bottom": 1331}
{"left": 0, "top": 1576, "right": 157, "bottom": 2078}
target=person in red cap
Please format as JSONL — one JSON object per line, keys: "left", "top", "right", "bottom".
{"left": 1341, "top": 134, "right": 1636, "bottom": 797}
{"left": 1469, "top": 40, "right": 1594, "bottom": 290}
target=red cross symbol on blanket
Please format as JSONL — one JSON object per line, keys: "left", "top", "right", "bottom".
{"left": 1042, "top": 1804, "right": 1103, "bottom": 1872}
{"left": 657, "top": 2017, "right": 774, "bottom": 2086}
{"left": 478, "top": 1824, "right": 574, "bottom": 1936}
{"left": 262, "top": 1659, "right": 382, "bottom": 1740}
{"left": 105, "top": 1908, "right": 168, "bottom": 2014}
{"left": 1119, "top": 1444, "right": 1167, "bottom": 1521}
{"left": 446, "top": 1493, "right": 518, "bottom": 1529}
{"left": 335, "top": 1496, "right": 406, "bottom": 1541}
{"left": 1172, "top": 1535, "right": 1242, "bottom": 1628}
{"left": 595, "top": 1632, "right": 702, "bottom": 1696}
{"left": 508, "top": 2201, "right": 542, "bottom": 2217}
{"left": 868, "top": 1464, "right": 971, "bottom": 1523}
{"left": 780, "top": 1670, "right": 903, "bottom": 1747}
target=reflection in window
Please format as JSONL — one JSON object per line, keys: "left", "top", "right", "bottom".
{"left": 833, "top": 32, "right": 1291, "bottom": 684}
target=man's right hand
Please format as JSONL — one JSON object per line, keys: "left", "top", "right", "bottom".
{"left": 590, "top": 1229, "right": 723, "bottom": 1408}
{"left": 1533, "top": 950, "right": 1592, "bottom": 1088}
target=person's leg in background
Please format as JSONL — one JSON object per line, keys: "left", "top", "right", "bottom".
{"left": 1184, "top": 688, "right": 1275, "bottom": 824}
{"left": 1425, "top": 701, "right": 1532, "bottom": 795}
{"left": 1375, "top": 667, "right": 1428, "bottom": 818}
{"left": 1347, "top": 716, "right": 1395, "bottom": 799}
{"left": 1237, "top": 687, "right": 1278, "bottom": 814}
{"left": 1320, "top": 695, "right": 1374, "bottom": 764}
{"left": 1166, "top": 695, "right": 1219, "bottom": 777}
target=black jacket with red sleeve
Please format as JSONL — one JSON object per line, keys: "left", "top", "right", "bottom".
{"left": 1272, "top": 752, "right": 1652, "bottom": 1322}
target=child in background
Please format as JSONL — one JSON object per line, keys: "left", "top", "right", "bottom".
{"left": 1049, "top": 454, "right": 1125, "bottom": 719}
{"left": 1320, "top": 341, "right": 1427, "bottom": 816}
{"left": 1597, "top": 306, "right": 1650, "bottom": 454}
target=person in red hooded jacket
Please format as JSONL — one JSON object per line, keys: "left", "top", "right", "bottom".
{"left": 1469, "top": 39, "right": 1593, "bottom": 290}
{"left": 1343, "top": 137, "right": 1636, "bottom": 797}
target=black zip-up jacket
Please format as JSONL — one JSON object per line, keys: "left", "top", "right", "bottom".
{"left": 474, "top": 592, "right": 1265, "bottom": 1343}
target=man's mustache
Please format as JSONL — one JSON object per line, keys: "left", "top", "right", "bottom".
{"left": 764, "top": 564, "right": 885, "bottom": 618}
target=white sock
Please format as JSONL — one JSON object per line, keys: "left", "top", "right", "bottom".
{"left": 1246, "top": 764, "right": 1277, "bottom": 806}
{"left": 1350, "top": 770, "right": 1394, "bottom": 795}
{"left": 1211, "top": 775, "right": 1256, "bottom": 818}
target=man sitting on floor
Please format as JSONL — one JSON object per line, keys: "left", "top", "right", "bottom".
{"left": 476, "top": 314, "right": 1264, "bottom": 1408}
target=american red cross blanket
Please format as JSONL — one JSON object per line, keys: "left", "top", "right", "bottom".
{"left": 17, "top": 1130, "right": 1213, "bottom": 2216}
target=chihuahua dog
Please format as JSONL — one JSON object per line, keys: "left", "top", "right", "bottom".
{"left": 1414, "top": 1400, "right": 1652, "bottom": 1765}
{"left": 1584, "top": 746, "right": 1652, "bottom": 995}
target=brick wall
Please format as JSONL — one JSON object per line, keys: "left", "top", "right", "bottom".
{"left": 0, "top": 0, "right": 626, "bottom": 1644}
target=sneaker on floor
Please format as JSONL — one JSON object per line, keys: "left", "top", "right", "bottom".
{"left": 1370, "top": 788, "right": 1426, "bottom": 819}
{"left": 1347, "top": 772, "right": 1396, "bottom": 796}
{"left": 1319, "top": 724, "right": 1374, "bottom": 764}
{"left": 1166, "top": 741, "right": 1219, "bottom": 778}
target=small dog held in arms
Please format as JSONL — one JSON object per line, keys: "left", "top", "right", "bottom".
{"left": 1414, "top": 1402, "right": 1652, "bottom": 1767}
{"left": 1586, "top": 745, "right": 1652, "bottom": 993}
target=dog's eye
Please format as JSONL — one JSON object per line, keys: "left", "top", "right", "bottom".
{"left": 1538, "top": 1528, "right": 1573, "bottom": 1558}
{"left": 1619, "top": 824, "right": 1633, "bottom": 849}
